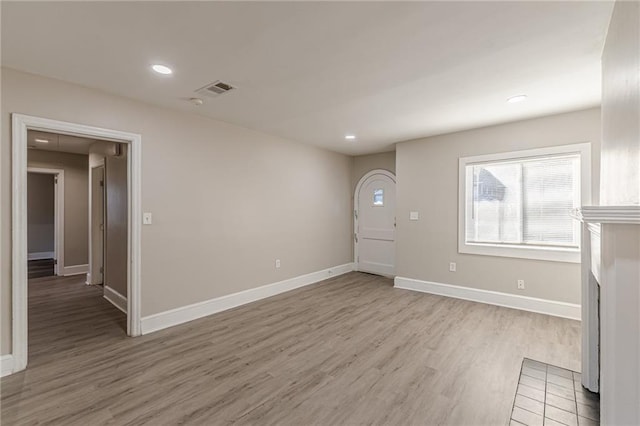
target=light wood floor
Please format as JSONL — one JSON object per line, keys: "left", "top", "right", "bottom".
{"left": 1, "top": 272, "right": 580, "bottom": 425}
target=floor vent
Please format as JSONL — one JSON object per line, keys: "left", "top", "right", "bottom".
{"left": 196, "top": 80, "right": 236, "bottom": 97}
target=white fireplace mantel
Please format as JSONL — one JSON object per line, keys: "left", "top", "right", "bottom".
{"left": 572, "top": 205, "right": 640, "bottom": 425}
{"left": 572, "top": 205, "right": 640, "bottom": 224}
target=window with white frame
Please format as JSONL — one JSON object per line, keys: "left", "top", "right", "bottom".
{"left": 458, "top": 143, "right": 590, "bottom": 263}
{"left": 373, "top": 188, "right": 384, "bottom": 206}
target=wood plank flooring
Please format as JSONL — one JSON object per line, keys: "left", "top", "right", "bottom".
{"left": 1, "top": 272, "right": 581, "bottom": 425}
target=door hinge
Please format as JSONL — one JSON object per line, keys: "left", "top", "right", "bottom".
{"left": 100, "top": 266, "right": 104, "bottom": 273}
{"left": 54, "top": 259, "right": 58, "bottom": 265}
{"left": 54, "top": 177, "right": 58, "bottom": 184}
{"left": 354, "top": 210, "right": 358, "bottom": 219}
{"left": 100, "top": 180, "right": 104, "bottom": 187}
{"left": 354, "top": 233, "right": 358, "bottom": 243}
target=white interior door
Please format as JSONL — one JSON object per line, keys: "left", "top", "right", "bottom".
{"left": 104, "top": 147, "right": 129, "bottom": 298}
{"left": 355, "top": 170, "right": 396, "bottom": 276}
{"left": 91, "top": 165, "right": 105, "bottom": 284}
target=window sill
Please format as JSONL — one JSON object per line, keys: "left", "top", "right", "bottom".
{"left": 459, "top": 242, "right": 580, "bottom": 263}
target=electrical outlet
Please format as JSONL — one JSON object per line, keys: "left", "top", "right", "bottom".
{"left": 449, "top": 262, "right": 457, "bottom": 272}
{"left": 275, "top": 259, "right": 281, "bottom": 268}
{"left": 517, "top": 279, "right": 525, "bottom": 290}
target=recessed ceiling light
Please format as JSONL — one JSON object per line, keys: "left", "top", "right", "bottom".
{"left": 34, "top": 138, "right": 49, "bottom": 144}
{"left": 151, "top": 64, "right": 173, "bottom": 75}
{"left": 507, "top": 94, "right": 528, "bottom": 103}
{"left": 345, "top": 135, "right": 356, "bottom": 140}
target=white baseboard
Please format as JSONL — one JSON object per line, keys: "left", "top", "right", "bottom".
{"left": 62, "top": 264, "right": 89, "bottom": 276}
{"left": 394, "top": 276, "right": 581, "bottom": 321}
{"left": 1, "top": 354, "right": 14, "bottom": 377}
{"left": 141, "top": 263, "right": 355, "bottom": 335}
{"left": 104, "top": 285, "right": 127, "bottom": 314}
{"left": 28, "top": 251, "right": 55, "bottom": 260}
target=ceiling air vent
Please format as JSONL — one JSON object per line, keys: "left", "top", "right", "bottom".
{"left": 196, "top": 80, "right": 236, "bottom": 98}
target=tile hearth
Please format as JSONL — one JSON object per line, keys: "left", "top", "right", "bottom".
{"left": 510, "top": 358, "right": 600, "bottom": 426}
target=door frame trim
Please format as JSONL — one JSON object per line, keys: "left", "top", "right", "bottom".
{"left": 11, "top": 113, "right": 142, "bottom": 375}
{"left": 353, "top": 169, "right": 396, "bottom": 274}
{"left": 26, "top": 167, "right": 65, "bottom": 276}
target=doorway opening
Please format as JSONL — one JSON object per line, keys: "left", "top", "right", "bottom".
{"left": 25, "top": 129, "right": 128, "bottom": 364}
{"left": 354, "top": 169, "right": 396, "bottom": 277}
{"left": 27, "top": 168, "right": 63, "bottom": 278}
{"left": 10, "top": 114, "right": 142, "bottom": 375}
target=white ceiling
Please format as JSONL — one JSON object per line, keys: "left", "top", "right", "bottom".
{"left": 2, "top": 2, "right": 613, "bottom": 155}
{"left": 28, "top": 130, "right": 96, "bottom": 155}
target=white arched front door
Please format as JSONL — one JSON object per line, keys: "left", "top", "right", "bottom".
{"left": 354, "top": 170, "right": 396, "bottom": 277}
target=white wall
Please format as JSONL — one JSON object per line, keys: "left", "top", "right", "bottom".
{"left": 1, "top": 68, "right": 353, "bottom": 355}
{"left": 351, "top": 151, "right": 396, "bottom": 192}
{"left": 396, "top": 108, "right": 601, "bottom": 304}
{"left": 89, "top": 140, "right": 116, "bottom": 168}
{"left": 601, "top": 0, "right": 640, "bottom": 206}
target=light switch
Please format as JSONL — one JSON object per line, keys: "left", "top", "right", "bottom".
{"left": 410, "top": 211, "right": 419, "bottom": 220}
{"left": 143, "top": 212, "right": 152, "bottom": 225}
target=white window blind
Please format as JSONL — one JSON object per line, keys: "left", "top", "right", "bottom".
{"left": 465, "top": 154, "right": 580, "bottom": 249}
